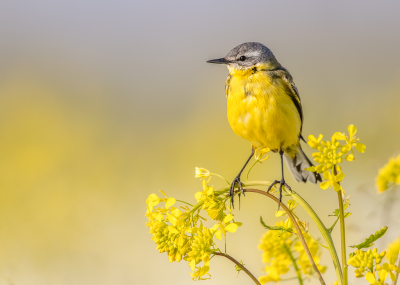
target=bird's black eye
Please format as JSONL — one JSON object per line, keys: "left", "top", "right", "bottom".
{"left": 239, "top": 56, "right": 246, "bottom": 61}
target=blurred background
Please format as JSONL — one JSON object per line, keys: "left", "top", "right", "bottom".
{"left": 0, "top": 0, "right": 399, "bottom": 284}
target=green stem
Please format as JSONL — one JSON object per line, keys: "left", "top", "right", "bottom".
{"left": 224, "top": 232, "right": 227, "bottom": 254}
{"left": 334, "top": 168, "right": 347, "bottom": 285}
{"left": 290, "top": 189, "right": 343, "bottom": 285}
{"left": 211, "top": 173, "right": 230, "bottom": 185}
{"left": 190, "top": 201, "right": 204, "bottom": 214}
{"left": 281, "top": 276, "right": 303, "bottom": 281}
{"left": 176, "top": 199, "right": 194, "bottom": 207}
{"left": 328, "top": 215, "right": 340, "bottom": 233}
{"left": 284, "top": 244, "right": 304, "bottom": 285}
{"left": 246, "top": 160, "right": 259, "bottom": 181}
{"left": 337, "top": 191, "right": 347, "bottom": 285}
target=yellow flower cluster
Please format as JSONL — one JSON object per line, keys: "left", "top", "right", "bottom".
{"left": 348, "top": 248, "right": 400, "bottom": 284}
{"left": 386, "top": 237, "right": 400, "bottom": 265}
{"left": 258, "top": 220, "right": 326, "bottom": 284}
{"left": 348, "top": 248, "right": 386, "bottom": 277}
{"left": 195, "top": 180, "right": 227, "bottom": 221}
{"left": 307, "top": 125, "right": 365, "bottom": 192}
{"left": 146, "top": 192, "right": 192, "bottom": 263}
{"left": 186, "top": 225, "right": 214, "bottom": 280}
{"left": 258, "top": 221, "right": 293, "bottom": 283}
{"left": 376, "top": 155, "right": 400, "bottom": 192}
{"left": 146, "top": 171, "right": 242, "bottom": 281}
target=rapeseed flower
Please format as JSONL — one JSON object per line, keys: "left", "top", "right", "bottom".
{"left": 348, "top": 248, "right": 385, "bottom": 277}
{"left": 146, "top": 173, "right": 243, "bottom": 281}
{"left": 320, "top": 171, "right": 344, "bottom": 192}
{"left": 195, "top": 180, "right": 227, "bottom": 221}
{"left": 254, "top": 147, "right": 270, "bottom": 162}
{"left": 210, "top": 213, "right": 242, "bottom": 241}
{"left": 195, "top": 167, "right": 211, "bottom": 182}
{"left": 386, "top": 237, "right": 400, "bottom": 265}
{"left": 146, "top": 192, "right": 193, "bottom": 263}
{"left": 307, "top": 125, "right": 364, "bottom": 191}
{"left": 186, "top": 225, "right": 218, "bottom": 281}
{"left": 348, "top": 248, "right": 400, "bottom": 284}
{"left": 376, "top": 155, "right": 400, "bottom": 192}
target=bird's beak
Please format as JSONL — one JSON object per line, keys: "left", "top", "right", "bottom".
{"left": 207, "top": 58, "right": 230, "bottom": 64}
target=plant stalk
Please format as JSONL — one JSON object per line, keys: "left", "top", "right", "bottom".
{"left": 289, "top": 189, "right": 344, "bottom": 285}
{"left": 213, "top": 252, "right": 261, "bottom": 285}
{"left": 284, "top": 244, "right": 304, "bottom": 285}
{"left": 337, "top": 190, "right": 347, "bottom": 285}
{"left": 334, "top": 166, "right": 347, "bottom": 285}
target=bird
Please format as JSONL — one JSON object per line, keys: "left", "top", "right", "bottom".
{"left": 207, "top": 42, "right": 321, "bottom": 208}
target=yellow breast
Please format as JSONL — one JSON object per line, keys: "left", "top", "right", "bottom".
{"left": 226, "top": 70, "right": 301, "bottom": 152}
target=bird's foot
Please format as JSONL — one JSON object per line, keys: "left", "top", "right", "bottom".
{"left": 267, "top": 179, "right": 292, "bottom": 210}
{"left": 229, "top": 175, "right": 245, "bottom": 209}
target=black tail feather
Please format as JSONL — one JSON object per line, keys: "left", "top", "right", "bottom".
{"left": 283, "top": 146, "right": 321, "bottom": 183}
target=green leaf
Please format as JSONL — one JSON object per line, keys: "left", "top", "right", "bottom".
{"left": 329, "top": 209, "right": 340, "bottom": 217}
{"left": 350, "top": 226, "right": 388, "bottom": 249}
{"left": 260, "top": 216, "right": 293, "bottom": 233}
{"left": 329, "top": 209, "right": 351, "bottom": 218}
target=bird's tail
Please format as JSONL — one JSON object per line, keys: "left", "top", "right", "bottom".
{"left": 283, "top": 146, "right": 321, "bottom": 183}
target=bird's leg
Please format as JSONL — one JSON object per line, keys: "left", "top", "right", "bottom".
{"left": 229, "top": 147, "right": 255, "bottom": 209}
{"left": 267, "top": 150, "right": 292, "bottom": 210}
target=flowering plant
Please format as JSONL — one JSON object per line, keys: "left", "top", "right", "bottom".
{"left": 146, "top": 125, "right": 400, "bottom": 285}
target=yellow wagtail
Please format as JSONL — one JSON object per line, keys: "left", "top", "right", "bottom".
{"left": 207, "top": 42, "right": 321, "bottom": 207}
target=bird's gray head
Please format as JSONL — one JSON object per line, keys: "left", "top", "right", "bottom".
{"left": 207, "top": 42, "right": 281, "bottom": 72}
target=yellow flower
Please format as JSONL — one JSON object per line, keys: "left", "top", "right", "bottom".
{"left": 190, "top": 265, "right": 211, "bottom": 281}
{"left": 365, "top": 271, "right": 386, "bottom": 284}
{"left": 195, "top": 167, "right": 211, "bottom": 182}
{"left": 195, "top": 180, "right": 227, "bottom": 221}
{"left": 320, "top": 171, "right": 344, "bottom": 192}
{"left": 210, "top": 213, "right": 242, "bottom": 241}
{"left": 376, "top": 155, "right": 400, "bottom": 192}
{"left": 386, "top": 237, "right": 400, "bottom": 265}
{"left": 308, "top": 134, "right": 323, "bottom": 149}
{"left": 254, "top": 147, "right": 270, "bottom": 162}
{"left": 333, "top": 125, "right": 366, "bottom": 154}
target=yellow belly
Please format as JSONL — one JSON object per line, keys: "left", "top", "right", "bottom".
{"left": 226, "top": 72, "right": 301, "bottom": 152}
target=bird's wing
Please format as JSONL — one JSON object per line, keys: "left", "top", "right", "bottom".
{"left": 274, "top": 68, "right": 304, "bottom": 135}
